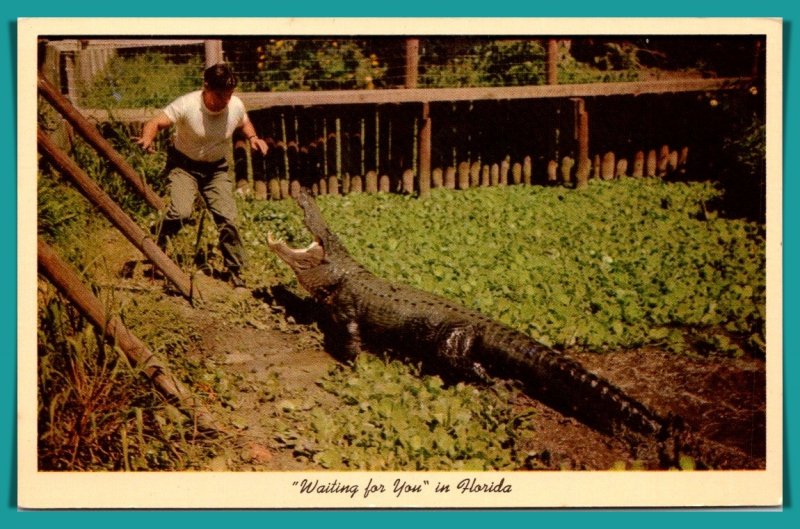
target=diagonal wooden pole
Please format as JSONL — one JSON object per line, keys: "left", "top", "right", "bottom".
{"left": 38, "top": 238, "right": 220, "bottom": 434}
{"left": 38, "top": 128, "right": 198, "bottom": 301}
{"left": 38, "top": 74, "right": 166, "bottom": 211}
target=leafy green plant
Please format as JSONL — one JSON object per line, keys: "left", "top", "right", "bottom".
{"left": 79, "top": 51, "right": 204, "bottom": 109}
{"left": 274, "top": 354, "right": 536, "bottom": 470}
{"left": 241, "top": 179, "right": 765, "bottom": 358}
{"left": 247, "top": 39, "right": 387, "bottom": 92}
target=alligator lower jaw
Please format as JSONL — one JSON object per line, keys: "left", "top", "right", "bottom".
{"left": 267, "top": 232, "right": 325, "bottom": 269}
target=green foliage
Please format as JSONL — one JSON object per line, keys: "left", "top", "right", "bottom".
{"left": 242, "top": 180, "right": 765, "bottom": 357}
{"left": 276, "top": 354, "right": 536, "bottom": 470}
{"left": 80, "top": 52, "right": 204, "bottom": 109}
{"left": 420, "top": 40, "right": 547, "bottom": 88}
{"left": 247, "top": 39, "right": 387, "bottom": 91}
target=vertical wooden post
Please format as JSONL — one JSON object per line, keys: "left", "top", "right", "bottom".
{"left": 457, "top": 162, "right": 470, "bottom": 190}
{"left": 615, "top": 158, "right": 628, "bottom": 178}
{"left": 657, "top": 144, "right": 670, "bottom": 177}
{"left": 405, "top": 38, "right": 420, "bottom": 89}
{"left": 546, "top": 39, "right": 559, "bottom": 85}
{"left": 561, "top": 156, "right": 574, "bottom": 184}
{"left": 601, "top": 152, "right": 615, "bottom": 180}
{"left": 522, "top": 156, "right": 532, "bottom": 185}
{"left": 501, "top": 156, "right": 511, "bottom": 185}
{"left": 366, "top": 170, "right": 378, "bottom": 193}
{"left": 470, "top": 161, "right": 481, "bottom": 187}
{"left": 547, "top": 160, "right": 558, "bottom": 183}
{"left": 572, "top": 98, "right": 590, "bottom": 189}
{"left": 204, "top": 40, "right": 224, "bottom": 67}
{"left": 632, "top": 151, "right": 645, "bottom": 177}
{"left": 444, "top": 166, "right": 456, "bottom": 190}
{"left": 418, "top": 102, "right": 432, "bottom": 198}
{"left": 432, "top": 167, "right": 443, "bottom": 188}
{"left": 576, "top": 157, "right": 591, "bottom": 189}
{"left": 646, "top": 149, "right": 657, "bottom": 177}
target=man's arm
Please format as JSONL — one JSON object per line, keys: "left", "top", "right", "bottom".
{"left": 135, "top": 112, "right": 173, "bottom": 152}
{"left": 239, "top": 115, "right": 268, "bottom": 155}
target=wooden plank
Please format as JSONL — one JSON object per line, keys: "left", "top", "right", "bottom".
{"left": 38, "top": 238, "right": 220, "bottom": 434}
{"left": 38, "top": 129, "right": 196, "bottom": 301}
{"left": 38, "top": 74, "right": 166, "bottom": 211}
{"left": 79, "top": 77, "right": 752, "bottom": 123}
{"left": 46, "top": 39, "right": 205, "bottom": 52}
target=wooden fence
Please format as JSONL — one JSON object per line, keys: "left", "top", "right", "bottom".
{"left": 73, "top": 76, "right": 752, "bottom": 200}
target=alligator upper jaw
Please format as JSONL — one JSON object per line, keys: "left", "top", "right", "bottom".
{"left": 267, "top": 232, "right": 326, "bottom": 271}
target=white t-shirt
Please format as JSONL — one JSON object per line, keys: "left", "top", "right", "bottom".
{"left": 162, "top": 90, "right": 249, "bottom": 162}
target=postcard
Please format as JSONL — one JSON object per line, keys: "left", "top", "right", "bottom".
{"left": 18, "top": 17, "right": 783, "bottom": 509}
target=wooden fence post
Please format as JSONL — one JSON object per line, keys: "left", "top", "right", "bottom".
{"left": 501, "top": 156, "right": 511, "bottom": 185}
{"left": 379, "top": 174, "right": 391, "bottom": 193}
{"left": 432, "top": 167, "right": 443, "bottom": 188}
{"left": 401, "top": 169, "right": 415, "bottom": 194}
{"left": 444, "top": 166, "right": 456, "bottom": 189}
{"left": 350, "top": 174, "right": 363, "bottom": 194}
{"left": 632, "top": 151, "right": 645, "bottom": 177}
{"left": 646, "top": 149, "right": 657, "bottom": 177}
{"left": 204, "top": 39, "right": 223, "bottom": 67}
{"left": 616, "top": 158, "right": 628, "bottom": 178}
{"left": 547, "top": 39, "right": 559, "bottom": 85}
{"left": 418, "top": 102, "right": 432, "bottom": 198}
{"left": 561, "top": 156, "right": 574, "bottom": 184}
{"left": 572, "top": 98, "right": 590, "bottom": 185}
{"left": 366, "top": 170, "right": 378, "bottom": 193}
{"left": 468, "top": 161, "right": 480, "bottom": 187}
{"left": 458, "top": 161, "right": 470, "bottom": 190}
{"left": 511, "top": 162, "right": 521, "bottom": 186}
{"left": 38, "top": 129, "right": 197, "bottom": 301}
{"left": 657, "top": 145, "right": 670, "bottom": 177}
{"left": 523, "top": 156, "right": 532, "bottom": 185}
{"left": 38, "top": 239, "right": 219, "bottom": 433}
{"left": 601, "top": 152, "right": 615, "bottom": 180}
{"left": 576, "top": 157, "right": 591, "bottom": 189}
{"left": 547, "top": 160, "right": 558, "bottom": 183}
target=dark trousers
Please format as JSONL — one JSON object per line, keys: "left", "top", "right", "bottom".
{"left": 157, "top": 148, "right": 246, "bottom": 275}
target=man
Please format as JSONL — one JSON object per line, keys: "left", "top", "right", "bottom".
{"left": 136, "top": 63, "right": 268, "bottom": 288}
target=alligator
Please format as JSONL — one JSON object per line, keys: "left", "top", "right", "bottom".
{"left": 267, "top": 189, "right": 754, "bottom": 469}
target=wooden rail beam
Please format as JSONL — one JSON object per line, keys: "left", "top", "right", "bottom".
{"left": 38, "top": 129, "right": 197, "bottom": 301}
{"left": 38, "top": 74, "right": 166, "bottom": 211}
{"left": 77, "top": 76, "right": 753, "bottom": 124}
{"left": 38, "top": 238, "right": 220, "bottom": 434}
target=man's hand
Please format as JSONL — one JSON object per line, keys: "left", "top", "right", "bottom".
{"left": 134, "top": 135, "right": 157, "bottom": 153}
{"left": 136, "top": 112, "right": 172, "bottom": 153}
{"left": 249, "top": 136, "right": 269, "bottom": 156}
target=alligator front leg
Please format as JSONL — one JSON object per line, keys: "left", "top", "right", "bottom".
{"left": 340, "top": 320, "right": 365, "bottom": 361}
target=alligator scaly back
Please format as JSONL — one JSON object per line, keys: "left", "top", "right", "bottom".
{"left": 268, "top": 189, "right": 748, "bottom": 469}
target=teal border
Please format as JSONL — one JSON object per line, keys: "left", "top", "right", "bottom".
{"left": 3, "top": 1, "right": 796, "bottom": 527}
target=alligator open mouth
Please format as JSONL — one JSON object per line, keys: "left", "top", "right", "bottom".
{"left": 267, "top": 232, "right": 326, "bottom": 272}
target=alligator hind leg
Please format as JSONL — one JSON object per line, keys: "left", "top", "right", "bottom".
{"left": 438, "top": 324, "right": 490, "bottom": 383}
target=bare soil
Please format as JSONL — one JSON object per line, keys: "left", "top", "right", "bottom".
{"left": 103, "top": 237, "right": 766, "bottom": 472}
